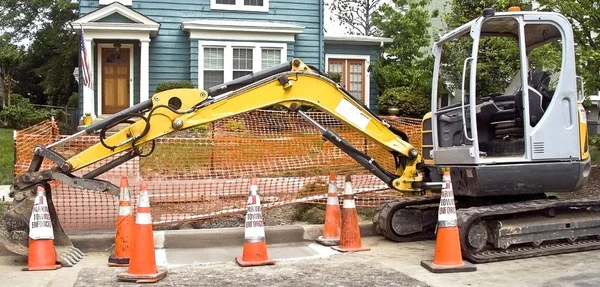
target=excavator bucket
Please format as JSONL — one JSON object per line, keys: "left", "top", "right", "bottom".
{"left": 0, "top": 186, "right": 83, "bottom": 266}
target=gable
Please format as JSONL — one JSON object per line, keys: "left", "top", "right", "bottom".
{"left": 73, "top": 2, "right": 159, "bottom": 26}
{"left": 95, "top": 12, "right": 136, "bottom": 24}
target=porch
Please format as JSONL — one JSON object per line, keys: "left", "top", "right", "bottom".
{"left": 72, "top": 2, "right": 159, "bottom": 119}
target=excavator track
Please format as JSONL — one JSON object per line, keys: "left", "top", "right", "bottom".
{"left": 373, "top": 195, "right": 440, "bottom": 242}
{"left": 458, "top": 197, "right": 600, "bottom": 263}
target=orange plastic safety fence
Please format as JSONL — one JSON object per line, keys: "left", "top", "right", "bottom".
{"left": 13, "top": 111, "right": 423, "bottom": 230}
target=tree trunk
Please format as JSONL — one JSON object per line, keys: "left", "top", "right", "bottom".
{"left": 3, "top": 70, "right": 11, "bottom": 106}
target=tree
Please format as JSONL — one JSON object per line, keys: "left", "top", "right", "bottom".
{"left": 0, "top": 34, "right": 24, "bottom": 106}
{"left": 371, "top": 0, "right": 438, "bottom": 97}
{"left": 0, "top": 0, "right": 55, "bottom": 43}
{"left": 27, "top": 0, "right": 78, "bottom": 106}
{"left": 535, "top": 0, "right": 600, "bottom": 97}
{"left": 439, "top": 0, "right": 523, "bottom": 96}
{"left": 327, "top": 0, "right": 383, "bottom": 36}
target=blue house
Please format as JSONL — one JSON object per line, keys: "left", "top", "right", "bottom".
{"left": 71, "top": 0, "right": 392, "bottom": 120}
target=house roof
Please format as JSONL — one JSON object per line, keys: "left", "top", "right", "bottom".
{"left": 324, "top": 34, "right": 393, "bottom": 45}
{"left": 71, "top": 2, "right": 160, "bottom": 37}
{"left": 181, "top": 20, "right": 304, "bottom": 35}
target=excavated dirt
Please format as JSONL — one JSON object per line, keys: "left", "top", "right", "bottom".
{"left": 553, "top": 166, "right": 600, "bottom": 199}
{"left": 182, "top": 167, "right": 600, "bottom": 230}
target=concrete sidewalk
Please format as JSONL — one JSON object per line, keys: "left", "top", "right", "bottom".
{"left": 63, "top": 223, "right": 376, "bottom": 253}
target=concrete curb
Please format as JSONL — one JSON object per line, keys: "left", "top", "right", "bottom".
{"left": 66, "top": 223, "right": 377, "bottom": 253}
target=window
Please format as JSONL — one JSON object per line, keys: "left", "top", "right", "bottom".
{"left": 261, "top": 49, "right": 280, "bottom": 69}
{"left": 198, "top": 41, "right": 286, "bottom": 89}
{"left": 203, "top": 47, "right": 224, "bottom": 89}
{"left": 326, "top": 56, "right": 370, "bottom": 106}
{"left": 233, "top": 48, "right": 253, "bottom": 79}
{"left": 211, "top": 0, "right": 269, "bottom": 12}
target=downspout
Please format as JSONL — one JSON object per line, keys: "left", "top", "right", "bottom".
{"left": 319, "top": 0, "right": 324, "bottom": 70}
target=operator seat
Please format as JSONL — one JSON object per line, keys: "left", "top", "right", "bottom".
{"left": 515, "top": 70, "right": 551, "bottom": 127}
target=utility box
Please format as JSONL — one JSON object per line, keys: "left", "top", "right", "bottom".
{"left": 587, "top": 95, "right": 600, "bottom": 135}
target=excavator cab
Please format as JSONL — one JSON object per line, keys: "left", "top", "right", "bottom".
{"left": 424, "top": 8, "right": 591, "bottom": 197}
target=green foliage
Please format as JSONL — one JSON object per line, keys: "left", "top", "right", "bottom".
{"left": 590, "top": 134, "right": 600, "bottom": 150}
{"left": 0, "top": 128, "right": 13, "bottom": 185}
{"left": 223, "top": 119, "right": 246, "bottom": 133}
{"left": 535, "top": 0, "right": 600, "bottom": 97}
{"left": 377, "top": 87, "right": 430, "bottom": 118}
{"left": 155, "top": 81, "right": 195, "bottom": 93}
{"left": 0, "top": 94, "right": 55, "bottom": 129}
{"left": 439, "top": 1, "right": 524, "bottom": 97}
{"left": 189, "top": 124, "right": 209, "bottom": 136}
{"left": 68, "top": 93, "right": 78, "bottom": 108}
{"left": 0, "top": 35, "right": 25, "bottom": 106}
{"left": 0, "top": 0, "right": 57, "bottom": 43}
{"left": 371, "top": 0, "right": 438, "bottom": 97}
{"left": 28, "top": 0, "right": 79, "bottom": 106}
{"left": 325, "top": 72, "right": 342, "bottom": 84}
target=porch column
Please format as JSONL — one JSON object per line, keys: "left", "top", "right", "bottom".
{"left": 82, "top": 39, "right": 96, "bottom": 118}
{"left": 140, "top": 39, "right": 150, "bottom": 103}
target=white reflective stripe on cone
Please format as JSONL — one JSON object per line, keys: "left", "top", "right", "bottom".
{"left": 119, "top": 206, "right": 133, "bottom": 216}
{"left": 29, "top": 194, "right": 54, "bottom": 240}
{"left": 245, "top": 203, "right": 265, "bottom": 239}
{"left": 343, "top": 198, "right": 356, "bottom": 209}
{"left": 327, "top": 196, "right": 339, "bottom": 205}
{"left": 136, "top": 213, "right": 152, "bottom": 224}
{"left": 120, "top": 187, "right": 131, "bottom": 202}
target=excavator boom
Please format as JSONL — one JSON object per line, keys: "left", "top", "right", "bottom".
{"left": 1, "top": 58, "right": 426, "bottom": 265}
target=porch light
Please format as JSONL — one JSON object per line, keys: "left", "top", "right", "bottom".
{"left": 113, "top": 42, "right": 121, "bottom": 56}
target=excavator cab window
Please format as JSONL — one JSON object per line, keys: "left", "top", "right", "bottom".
{"left": 431, "top": 12, "right": 569, "bottom": 165}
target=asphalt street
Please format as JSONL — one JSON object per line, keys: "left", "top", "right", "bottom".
{"left": 3, "top": 236, "right": 600, "bottom": 287}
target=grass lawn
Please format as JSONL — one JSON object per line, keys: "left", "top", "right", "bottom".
{"left": 0, "top": 128, "right": 13, "bottom": 185}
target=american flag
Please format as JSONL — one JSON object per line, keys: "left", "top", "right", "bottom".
{"left": 79, "top": 27, "right": 93, "bottom": 89}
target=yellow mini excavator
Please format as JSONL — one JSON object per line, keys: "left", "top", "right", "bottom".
{"left": 0, "top": 7, "right": 596, "bottom": 266}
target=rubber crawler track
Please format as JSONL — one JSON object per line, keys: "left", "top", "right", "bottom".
{"left": 373, "top": 195, "right": 441, "bottom": 242}
{"left": 457, "top": 197, "right": 600, "bottom": 263}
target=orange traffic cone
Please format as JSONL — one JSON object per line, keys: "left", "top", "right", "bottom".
{"left": 117, "top": 181, "right": 167, "bottom": 283}
{"left": 109, "top": 176, "right": 135, "bottom": 267}
{"left": 421, "top": 171, "right": 476, "bottom": 273}
{"left": 235, "top": 177, "right": 275, "bottom": 267}
{"left": 22, "top": 185, "right": 62, "bottom": 271}
{"left": 331, "top": 175, "right": 370, "bottom": 253}
{"left": 316, "top": 172, "right": 341, "bottom": 246}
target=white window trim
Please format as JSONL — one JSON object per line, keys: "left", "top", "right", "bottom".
{"left": 96, "top": 43, "right": 134, "bottom": 116}
{"left": 198, "top": 41, "right": 287, "bottom": 90}
{"left": 210, "top": 0, "right": 269, "bottom": 12}
{"left": 325, "top": 54, "right": 371, "bottom": 108}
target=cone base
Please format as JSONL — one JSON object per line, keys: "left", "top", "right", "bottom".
{"left": 315, "top": 236, "right": 340, "bottom": 246}
{"left": 108, "top": 255, "right": 129, "bottom": 267}
{"left": 117, "top": 270, "right": 167, "bottom": 283}
{"left": 420, "top": 260, "right": 477, "bottom": 273}
{"left": 331, "top": 245, "right": 370, "bottom": 253}
{"left": 22, "top": 264, "right": 62, "bottom": 271}
{"left": 235, "top": 256, "right": 276, "bottom": 267}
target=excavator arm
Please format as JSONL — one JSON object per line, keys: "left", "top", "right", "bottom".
{"left": 1, "top": 58, "right": 426, "bottom": 265}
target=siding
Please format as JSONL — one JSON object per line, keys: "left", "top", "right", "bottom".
{"left": 79, "top": 0, "right": 324, "bottom": 98}
{"left": 96, "top": 12, "right": 136, "bottom": 23}
{"left": 324, "top": 43, "right": 382, "bottom": 113}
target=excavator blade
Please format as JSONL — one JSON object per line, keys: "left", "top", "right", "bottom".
{"left": 0, "top": 186, "right": 83, "bottom": 266}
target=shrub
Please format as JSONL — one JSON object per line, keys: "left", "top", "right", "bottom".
{"left": 155, "top": 81, "right": 195, "bottom": 93}
{"left": 223, "top": 119, "right": 246, "bottom": 133}
{"left": 377, "top": 87, "right": 430, "bottom": 118}
{"left": 67, "top": 92, "right": 78, "bottom": 108}
{"left": 0, "top": 94, "right": 56, "bottom": 129}
{"left": 325, "top": 72, "right": 342, "bottom": 84}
